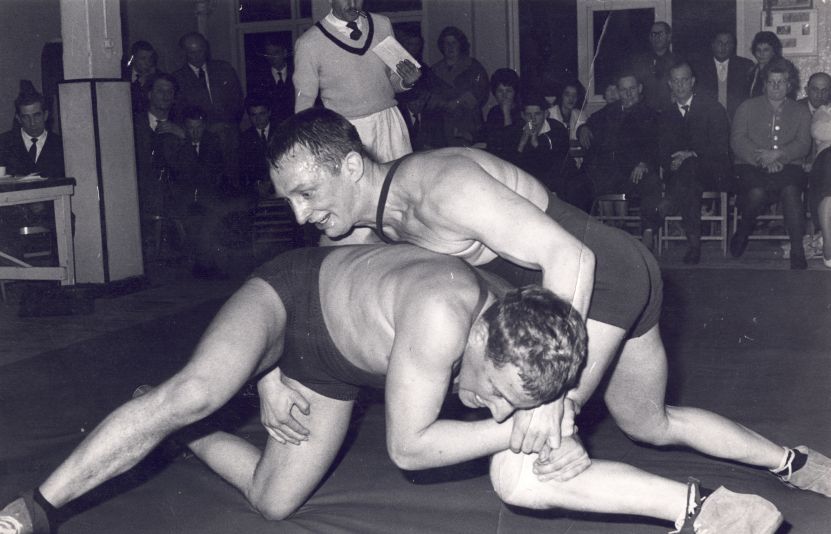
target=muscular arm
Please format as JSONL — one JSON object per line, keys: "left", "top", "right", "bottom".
{"left": 292, "top": 36, "right": 320, "bottom": 113}
{"left": 385, "top": 293, "right": 512, "bottom": 470}
{"left": 38, "top": 279, "right": 285, "bottom": 507}
{"left": 429, "top": 161, "right": 595, "bottom": 319}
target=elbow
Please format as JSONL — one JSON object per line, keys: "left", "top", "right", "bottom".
{"left": 387, "top": 439, "right": 427, "bottom": 471}
{"left": 574, "top": 242, "right": 596, "bottom": 276}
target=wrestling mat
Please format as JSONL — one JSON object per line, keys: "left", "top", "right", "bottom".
{"left": 1, "top": 268, "right": 829, "bottom": 533}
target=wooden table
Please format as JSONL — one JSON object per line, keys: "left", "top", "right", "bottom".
{"left": 0, "top": 177, "right": 76, "bottom": 285}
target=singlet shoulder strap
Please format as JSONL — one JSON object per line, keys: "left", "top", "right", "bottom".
{"left": 467, "top": 265, "right": 490, "bottom": 319}
{"left": 314, "top": 13, "right": 375, "bottom": 56}
{"left": 375, "top": 154, "right": 412, "bottom": 244}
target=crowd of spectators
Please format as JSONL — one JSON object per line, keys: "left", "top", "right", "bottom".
{"left": 470, "top": 22, "right": 830, "bottom": 268}
{"left": 3, "top": 10, "right": 831, "bottom": 273}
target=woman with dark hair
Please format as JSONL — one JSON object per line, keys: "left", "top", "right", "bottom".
{"left": 424, "top": 26, "right": 490, "bottom": 147}
{"left": 551, "top": 80, "right": 592, "bottom": 212}
{"left": 748, "top": 31, "right": 799, "bottom": 99}
{"left": 484, "top": 68, "right": 522, "bottom": 161}
{"left": 549, "top": 80, "right": 586, "bottom": 141}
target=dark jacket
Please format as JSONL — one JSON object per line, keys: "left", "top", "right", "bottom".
{"left": 514, "top": 119, "right": 570, "bottom": 194}
{"left": 691, "top": 54, "right": 754, "bottom": 122}
{"left": 658, "top": 92, "right": 731, "bottom": 182}
{"left": 239, "top": 124, "right": 275, "bottom": 189}
{"left": 172, "top": 60, "right": 244, "bottom": 124}
{"left": 247, "top": 66, "right": 295, "bottom": 126}
{"left": 0, "top": 129, "right": 65, "bottom": 178}
{"left": 583, "top": 101, "right": 659, "bottom": 174}
{"left": 627, "top": 50, "right": 677, "bottom": 112}
{"left": 133, "top": 112, "right": 183, "bottom": 216}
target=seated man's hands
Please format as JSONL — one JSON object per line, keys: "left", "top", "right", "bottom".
{"left": 532, "top": 434, "right": 591, "bottom": 482}
{"left": 257, "top": 367, "right": 311, "bottom": 445}
{"left": 509, "top": 397, "right": 579, "bottom": 456}
{"left": 670, "top": 150, "right": 696, "bottom": 171}
{"left": 630, "top": 162, "right": 649, "bottom": 183}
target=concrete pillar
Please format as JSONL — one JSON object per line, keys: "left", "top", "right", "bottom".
{"left": 58, "top": 0, "right": 143, "bottom": 284}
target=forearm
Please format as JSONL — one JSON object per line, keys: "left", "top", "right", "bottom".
{"left": 541, "top": 245, "right": 595, "bottom": 321}
{"left": 390, "top": 417, "right": 512, "bottom": 470}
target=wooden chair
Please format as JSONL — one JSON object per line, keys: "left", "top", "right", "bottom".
{"left": 659, "top": 191, "right": 728, "bottom": 256}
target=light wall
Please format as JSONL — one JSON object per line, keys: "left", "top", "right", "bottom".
{"left": 740, "top": 0, "right": 831, "bottom": 98}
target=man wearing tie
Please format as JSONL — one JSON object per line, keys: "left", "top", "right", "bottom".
{"left": 248, "top": 38, "right": 295, "bottom": 126}
{"left": 293, "top": 0, "right": 421, "bottom": 163}
{"left": 124, "top": 40, "right": 161, "bottom": 114}
{"left": 691, "top": 31, "right": 753, "bottom": 123}
{"left": 658, "top": 62, "right": 731, "bottom": 264}
{"left": 172, "top": 32, "right": 244, "bottom": 190}
{"left": 0, "top": 92, "right": 64, "bottom": 179}
{"left": 0, "top": 91, "right": 66, "bottom": 256}
{"left": 132, "top": 73, "right": 186, "bottom": 235}
{"left": 239, "top": 94, "right": 276, "bottom": 194}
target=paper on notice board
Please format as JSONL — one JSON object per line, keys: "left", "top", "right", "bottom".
{"left": 371, "top": 36, "right": 421, "bottom": 70}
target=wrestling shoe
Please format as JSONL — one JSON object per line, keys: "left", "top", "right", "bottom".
{"left": 0, "top": 498, "right": 31, "bottom": 534}
{"left": 773, "top": 446, "right": 831, "bottom": 497}
{"left": 671, "top": 477, "right": 783, "bottom": 534}
{"left": 0, "top": 491, "right": 52, "bottom": 534}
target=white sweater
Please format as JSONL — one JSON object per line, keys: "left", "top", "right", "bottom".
{"left": 293, "top": 13, "right": 406, "bottom": 118}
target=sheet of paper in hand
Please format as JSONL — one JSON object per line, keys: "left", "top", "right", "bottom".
{"left": 371, "top": 36, "right": 421, "bottom": 70}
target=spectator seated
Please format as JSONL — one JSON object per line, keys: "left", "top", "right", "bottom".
{"left": 579, "top": 72, "right": 662, "bottom": 249}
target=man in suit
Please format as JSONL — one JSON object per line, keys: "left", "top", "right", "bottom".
{"left": 578, "top": 73, "right": 663, "bottom": 248}
{"left": 692, "top": 31, "right": 754, "bottom": 123}
{"left": 124, "top": 40, "right": 160, "bottom": 114}
{"left": 169, "top": 106, "right": 248, "bottom": 279}
{"left": 799, "top": 72, "right": 831, "bottom": 234}
{"left": 239, "top": 94, "right": 274, "bottom": 193}
{"left": 172, "top": 32, "right": 244, "bottom": 190}
{"left": 0, "top": 92, "right": 64, "bottom": 178}
{"left": 247, "top": 37, "right": 295, "bottom": 126}
{"left": 626, "top": 21, "right": 676, "bottom": 112}
{"left": 798, "top": 72, "right": 830, "bottom": 116}
{"left": 0, "top": 91, "right": 66, "bottom": 257}
{"left": 658, "top": 62, "right": 731, "bottom": 264}
{"left": 132, "top": 73, "right": 186, "bottom": 231}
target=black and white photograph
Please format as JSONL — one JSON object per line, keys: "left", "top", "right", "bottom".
{"left": 1, "top": 1, "right": 830, "bottom": 533}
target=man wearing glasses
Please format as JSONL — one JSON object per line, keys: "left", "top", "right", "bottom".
{"left": 626, "top": 21, "right": 677, "bottom": 112}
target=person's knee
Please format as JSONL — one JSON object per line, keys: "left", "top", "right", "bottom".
{"left": 489, "top": 451, "right": 560, "bottom": 509}
{"left": 161, "top": 375, "right": 221, "bottom": 423}
{"left": 745, "top": 187, "right": 766, "bottom": 205}
{"left": 608, "top": 403, "right": 673, "bottom": 446}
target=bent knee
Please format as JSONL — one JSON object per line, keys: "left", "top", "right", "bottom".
{"left": 489, "top": 450, "right": 561, "bottom": 510}
{"left": 611, "top": 406, "right": 675, "bottom": 447}
{"left": 161, "top": 376, "right": 221, "bottom": 422}
{"left": 490, "top": 450, "right": 524, "bottom": 505}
